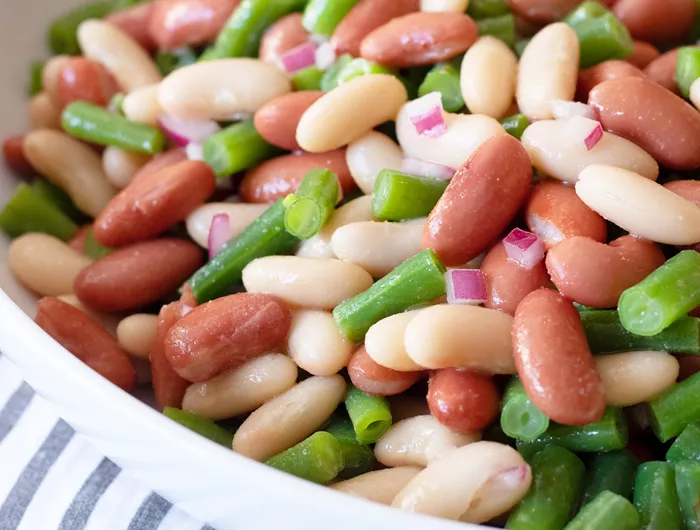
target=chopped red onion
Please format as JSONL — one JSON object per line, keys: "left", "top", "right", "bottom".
{"left": 159, "top": 115, "right": 221, "bottom": 147}
{"left": 185, "top": 142, "right": 204, "bottom": 161}
{"left": 280, "top": 42, "right": 317, "bottom": 73}
{"left": 503, "top": 228, "right": 545, "bottom": 270}
{"left": 208, "top": 213, "right": 231, "bottom": 259}
{"left": 446, "top": 269, "right": 487, "bottom": 305}
{"left": 562, "top": 116, "right": 603, "bottom": 151}
{"left": 401, "top": 158, "right": 456, "bottom": 180}
{"left": 406, "top": 92, "right": 447, "bottom": 137}
{"left": 315, "top": 41, "right": 336, "bottom": 70}
{"left": 584, "top": 122, "right": 603, "bottom": 151}
{"left": 551, "top": 100, "right": 596, "bottom": 121}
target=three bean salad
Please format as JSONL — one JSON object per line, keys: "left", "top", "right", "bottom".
{"left": 4, "top": 0, "right": 700, "bottom": 527}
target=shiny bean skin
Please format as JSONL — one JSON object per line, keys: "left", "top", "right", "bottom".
{"left": 507, "top": 0, "right": 614, "bottom": 23}
{"left": 420, "top": 0, "right": 468, "bottom": 11}
{"left": 286, "top": 310, "right": 354, "bottom": 376}
{"left": 423, "top": 134, "right": 532, "bottom": 266}
{"left": 577, "top": 60, "right": 646, "bottom": 101}
{"left": 513, "top": 289, "right": 606, "bottom": 426}
{"left": 589, "top": 77, "right": 700, "bottom": 170}
{"left": 2, "top": 136, "right": 32, "bottom": 174}
{"left": 56, "top": 57, "right": 121, "bottom": 109}
{"left": 258, "top": 13, "right": 309, "bottom": 65}
{"left": 122, "top": 84, "right": 162, "bottom": 125}
{"left": 130, "top": 147, "right": 187, "bottom": 183}
{"left": 105, "top": 2, "right": 157, "bottom": 51}
{"left": 626, "top": 41, "right": 660, "bottom": 70}
{"left": 102, "top": 146, "right": 150, "bottom": 189}
{"left": 347, "top": 346, "right": 422, "bottom": 396}
{"left": 233, "top": 375, "right": 347, "bottom": 461}
{"left": 182, "top": 353, "right": 298, "bottom": 420}
{"left": 643, "top": 48, "right": 684, "bottom": 94}
{"left": 149, "top": 0, "right": 239, "bottom": 50}
{"left": 28, "top": 93, "right": 62, "bottom": 130}
{"left": 254, "top": 91, "right": 324, "bottom": 151}
{"left": 664, "top": 180, "right": 700, "bottom": 208}
{"left": 186, "top": 202, "right": 267, "bottom": 248}
{"left": 331, "top": 467, "right": 422, "bottom": 505}
{"left": 57, "top": 294, "right": 120, "bottom": 338}
{"left": 613, "top": 0, "right": 696, "bottom": 43}
{"left": 365, "top": 311, "right": 424, "bottom": 372}
{"left": 116, "top": 314, "right": 158, "bottom": 360}
{"left": 546, "top": 235, "right": 666, "bottom": 309}
{"left": 346, "top": 131, "right": 404, "bottom": 194}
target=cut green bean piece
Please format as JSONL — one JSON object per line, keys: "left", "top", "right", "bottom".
{"left": 62, "top": 101, "right": 165, "bottom": 154}
{"left": 108, "top": 93, "right": 125, "bottom": 115}
{"left": 418, "top": 63, "right": 464, "bottom": 113}
{"left": 326, "top": 416, "right": 375, "bottom": 480}
{"left": 48, "top": 0, "right": 114, "bottom": 55}
{"left": 163, "top": 407, "right": 234, "bottom": 447}
{"left": 675, "top": 460, "right": 700, "bottom": 530}
{"left": 320, "top": 54, "right": 353, "bottom": 92}
{"left": 564, "top": 490, "right": 639, "bottom": 530}
{"left": 203, "top": 119, "right": 280, "bottom": 178}
{"left": 476, "top": 14, "right": 516, "bottom": 49}
{"left": 668, "top": 423, "right": 700, "bottom": 463}
{"left": 283, "top": 168, "right": 339, "bottom": 239}
{"left": 84, "top": 227, "right": 114, "bottom": 260}
{"left": 372, "top": 169, "right": 448, "bottom": 221}
{"left": 565, "top": 6, "right": 634, "bottom": 68}
{"left": 500, "top": 378, "right": 550, "bottom": 442}
{"left": 31, "top": 179, "right": 86, "bottom": 223}
{"left": 563, "top": 1, "right": 610, "bottom": 27}
{"left": 580, "top": 450, "right": 639, "bottom": 506}
{"left": 649, "top": 372, "right": 700, "bottom": 443}
{"left": 302, "top": 0, "right": 359, "bottom": 37}
{"left": 336, "top": 58, "right": 394, "bottom": 86}
{"left": 29, "top": 61, "right": 45, "bottom": 97}
{"left": 292, "top": 65, "right": 324, "bottom": 91}
{"left": 344, "top": 386, "right": 392, "bottom": 444}
{"left": 333, "top": 249, "right": 447, "bottom": 342}
{"left": 678, "top": 47, "right": 700, "bottom": 100}
{"left": 265, "top": 431, "right": 344, "bottom": 484}
{"left": 506, "top": 446, "right": 585, "bottom": 530}
{"left": 189, "top": 200, "right": 298, "bottom": 303}
{"left": 155, "top": 47, "right": 197, "bottom": 76}
{"left": 635, "top": 461, "right": 683, "bottom": 530}
{"left": 501, "top": 114, "right": 530, "bottom": 140}
{"left": 468, "top": 0, "right": 510, "bottom": 19}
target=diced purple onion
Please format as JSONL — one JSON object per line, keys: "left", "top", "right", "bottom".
{"left": 208, "top": 213, "right": 231, "bottom": 260}
{"left": 406, "top": 92, "right": 447, "bottom": 137}
{"left": 503, "top": 228, "right": 545, "bottom": 270}
{"left": 280, "top": 42, "right": 317, "bottom": 73}
{"left": 584, "top": 122, "right": 603, "bottom": 151}
{"left": 446, "top": 269, "right": 487, "bottom": 305}
{"left": 159, "top": 115, "right": 221, "bottom": 147}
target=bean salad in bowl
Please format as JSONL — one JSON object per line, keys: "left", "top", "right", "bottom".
{"left": 3, "top": 0, "right": 700, "bottom": 527}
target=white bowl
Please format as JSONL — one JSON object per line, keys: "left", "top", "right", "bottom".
{"left": 0, "top": 2, "right": 477, "bottom": 529}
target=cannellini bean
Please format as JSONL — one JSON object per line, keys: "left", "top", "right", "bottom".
{"left": 420, "top": 0, "right": 469, "bottom": 12}
{"left": 116, "top": 314, "right": 158, "bottom": 359}
{"left": 158, "top": 59, "right": 291, "bottom": 121}
{"left": 462, "top": 466, "right": 533, "bottom": 524}
{"left": 330, "top": 467, "right": 422, "bottom": 505}
{"left": 286, "top": 310, "right": 353, "bottom": 376}
{"left": 405, "top": 304, "right": 515, "bottom": 373}
{"left": 28, "top": 93, "right": 62, "bottom": 130}
{"left": 346, "top": 131, "right": 404, "bottom": 194}
{"left": 375, "top": 415, "right": 481, "bottom": 468}
{"left": 9, "top": 234, "right": 92, "bottom": 296}
{"left": 42, "top": 55, "right": 70, "bottom": 104}
{"left": 595, "top": 351, "right": 679, "bottom": 407}
{"left": 102, "top": 146, "right": 150, "bottom": 189}
{"left": 691, "top": 78, "right": 700, "bottom": 111}
{"left": 77, "top": 20, "right": 161, "bottom": 91}
{"left": 460, "top": 36, "right": 517, "bottom": 119}
{"left": 297, "top": 74, "right": 408, "bottom": 153}
{"left": 389, "top": 396, "right": 431, "bottom": 422}
{"left": 186, "top": 203, "right": 268, "bottom": 248}
{"left": 182, "top": 353, "right": 298, "bottom": 420}
{"left": 521, "top": 117, "right": 659, "bottom": 183}
{"left": 576, "top": 165, "right": 700, "bottom": 245}
{"left": 365, "top": 311, "right": 424, "bottom": 372}
{"left": 517, "top": 23, "right": 579, "bottom": 120}
{"left": 331, "top": 219, "right": 424, "bottom": 277}
{"left": 122, "top": 84, "right": 162, "bottom": 125}
{"left": 242, "top": 256, "right": 374, "bottom": 310}
{"left": 57, "top": 294, "right": 120, "bottom": 337}
{"left": 232, "top": 375, "right": 346, "bottom": 461}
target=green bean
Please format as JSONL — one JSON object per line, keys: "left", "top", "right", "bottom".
{"left": 108, "top": 93, "right": 125, "bottom": 115}
{"left": 320, "top": 54, "right": 353, "bottom": 92}
{"left": 48, "top": 0, "right": 114, "bottom": 55}
{"left": 678, "top": 47, "right": 700, "bottom": 99}
{"left": 675, "top": 460, "right": 700, "bottom": 530}
{"left": 372, "top": 170, "right": 448, "bottom": 221}
{"left": 344, "top": 386, "right": 392, "bottom": 444}
{"left": 418, "top": 63, "right": 465, "bottom": 113}
{"left": 61, "top": 101, "right": 165, "bottom": 154}
{"left": 265, "top": 431, "right": 344, "bottom": 484}
{"left": 31, "top": 179, "right": 87, "bottom": 224}
{"left": 566, "top": 6, "right": 633, "bottom": 68}
{"left": 84, "top": 227, "right": 113, "bottom": 260}
{"left": 333, "top": 249, "right": 447, "bottom": 343}
{"left": 476, "top": 14, "right": 516, "bottom": 49}
{"left": 292, "top": 65, "right": 325, "bottom": 91}
{"left": 635, "top": 462, "right": 683, "bottom": 530}
{"left": 302, "top": 0, "right": 359, "bottom": 37}
{"left": 29, "top": 61, "right": 44, "bottom": 97}
{"left": 649, "top": 372, "right": 700, "bottom": 443}
{"left": 325, "top": 416, "right": 375, "bottom": 480}
{"left": 668, "top": 423, "right": 700, "bottom": 463}
{"left": 283, "top": 168, "right": 339, "bottom": 239}
{"left": 563, "top": 1, "right": 609, "bottom": 26}
{"left": 564, "top": 491, "right": 639, "bottom": 530}
{"left": 155, "top": 47, "right": 197, "bottom": 76}
{"left": 500, "top": 378, "right": 550, "bottom": 442}
{"left": 580, "top": 450, "right": 639, "bottom": 506}
{"left": 163, "top": 408, "right": 234, "bottom": 447}
{"left": 467, "top": 0, "right": 510, "bottom": 19}
{"left": 335, "top": 58, "right": 394, "bottom": 86}
{"left": 501, "top": 114, "right": 530, "bottom": 140}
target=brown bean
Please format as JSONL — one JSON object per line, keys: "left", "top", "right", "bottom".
{"left": 240, "top": 150, "right": 355, "bottom": 203}
{"left": 149, "top": 0, "right": 239, "bottom": 50}
{"left": 423, "top": 134, "right": 532, "bottom": 266}
{"left": 74, "top": 239, "right": 203, "bottom": 311}
{"left": 35, "top": 297, "right": 136, "bottom": 391}
{"left": 360, "top": 12, "right": 478, "bottom": 67}
{"left": 664, "top": 180, "right": 700, "bottom": 207}
{"left": 626, "top": 41, "right": 660, "bottom": 70}
{"left": 525, "top": 180, "right": 607, "bottom": 249}
{"left": 94, "top": 160, "right": 215, "bottom": 247}
{"left": 480, "top": 242, "right": 551, "bottom": 315}
{"left": 507, "top": 0, "right": 614, "bottom": 22}
{"left": 164, "top": 292, "right": 292, "bottom": 382}
{"left": 577, "top": 60, "right": 646, "bottom": 101}
{"left": 589, "top": 77, "right": 700, "bottom": 170}
{"left": 513, "top": 289, "right": 606, "bottom": 426}
{"left": 427, "top": 369, "right": 499, "bottom": 434}
{"left": 56, "top": 57, "right": 121, "bottom": 110}
{"left": 258, "top": 13, "right": 309, "bottom": 65}
{"left": 546, "top": 235, "right": 665, "bottom": 309}
{"left": 254, "top": 91, "right": 324, "bottom": 151}
{"left": 676, "top": 354, "right": 700, "bottom": 381}
{"left": 613, "top": 0, "right": 696, "bottom": 43}
{"left": 106, "top": 2, "right": 157, "bottom": 51}
{"left": 347, "top": 346, "right": 422, "bottom": 396}
{"left": 2, "top": 135, "right": 33, "bottom": 174}
{"left": 67, "top": 225, "right": 90, "bottom": 254}
{"left": 130, "top": 147, "right": 187, "bottom": 184}
{"left": 644, "top": 49, "right": 684, "bottom": 94}
{"left": 331, "top": 0, "right": 419, "bottom": 57}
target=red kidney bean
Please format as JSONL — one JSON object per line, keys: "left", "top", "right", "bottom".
{"left": 577, "top": 60, "right": 646, "bottom": 101}
{"left": 56, "top": 57, "right": 121, "bottom": 109}
{"left": 626, "top": 41, "right": 660, "bottom": 70}
{"left": 131, "top": 147, "right": 187, "bottom": 184}
{"left": 2, "top": 135, "right": 33, "bottom": 174}
{"left": 676, "top": 354, "right": 700, "bottom": 381}
{"left": 664, "top": 179, "right": 700, "bottom": 207}
{"left": 347, "top": 346, "right": 422, "bottom": 396}
{"left": 507, "top": 0, "right": 615, "bottom": 23}
{"left": 106, "top": 2, "right": 157, "bottom": 51}
{"left": 258, "top": 13, "right": 309, "bottom": 65}
{"left": 253, "top": 91, "right": 324, "bottom": 151}
{"left": 67, "top": 225, "right": 90, "bottom": 254}
{"left": 613, "top": 0, "right": 696, "bottom": 43}
{"left": 643, "top": 48, "right": 685, "bottom": 94}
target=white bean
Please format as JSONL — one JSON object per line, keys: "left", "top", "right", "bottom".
{"left": 122, "top": 84, "right": 162, "bottom": 125}
{"left": 420, "top": 0, "right": 469, "bottom": 11}
{"left": 330, "top": 467, "right": 422, "bottom": 505}
{"left": 286, "top": 310, "right": 353, "bottom": 376}
{"left": 233, "top": 375, "right": 346, "bottom": 461}
{"left": 346, "top": 132, "right": 404, "bottom": 194}
{"left": 186, "top": 203, "right": 268, "bottom": 248}
{"left": 102, "top": 146, "right": 150, "bottom": 189}
{"left": 365, "top": 311, "right": 424, "bottom": 372}
{"left": 28, "top": 93, "right": 61, "bottom": 130}
{"left": 576, "top": 165, "right": 700, "bottom": 245}
{"left": 116, "top": 314, "right": 158, "bottom": 359}
{"left": 183, "top": 353, "right": 298, "bottom": 421}
{"left": 462, "top": 466, "right": 533, "bottom": 524}
{"left": 691, "top": 78, "right": 700, "bottom": 111}
{"left": 42, "top": 55, "right": 70, "bottom": 104}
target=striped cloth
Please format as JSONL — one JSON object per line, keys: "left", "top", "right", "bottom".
{"left": 0, "top": 356, "right": 213, "bottom": 530}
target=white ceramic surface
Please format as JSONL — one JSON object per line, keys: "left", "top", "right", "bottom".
{"left": 0, "top": 2, "right": 479, "bottom": 529}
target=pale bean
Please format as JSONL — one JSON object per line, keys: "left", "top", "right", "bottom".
{"left": 242, "top": 256, "right": 373, "bottom": 310}
{"left": 331, "top": 219, "right": 424, "bottom": 277}
{"left": 182, "top": 353, "right": 298, "bottom": 421}
{"left": 28, "top": 93, "right": 61, "bottom": 130}
{"left": 346, "top": 131, "right": 404, "bottom": 194}
{"left": 286, "top": 310, "right": 353, "bottom": 376}
{"left": 102, "top": 146, "right": 150, "bottom": 189}
{"left": 23, "top": 129, "right": 117, "bottom": 217}
{"left": 57, "top": 294, "right": 120, "bottom": 337}
{"left": 365, "top": 311, "right": 424, "bottom": 372}
{"left": 421, "top": 0, "right": 469, "bottom": 12}
{"left": 297, "top": 74, "right": 408, "bottom": 153}
{"left": 460, "top": 36, "right": 517, "bottom": 119}
{"left": 691, "top": 77, "right": 700, "bottom": 111}
{"left": 375, "top": 415, "right": 481, "bottom": 468}
{"left": 9, "top": 234, "right": 92, "bottom": 296}
{"left": 42, "top": 55, "right": 70, "bottom": 104}
{"left": 186, "top": 202, "right": 268, "bottom": 248}
{"left": 330, "top": 467, "right": 422, "bottom": 505}
{"left": 158, "top": 59, "right": 291, "bottom": 121}
{"left": 576, "top": 165, "right": 700, "bottom": 245}
{"left": 521, "top": 117, "right": 659, "bottom": 183}
{"left": 405, "top": 304, "right": 515, "bottom": 373}
{"left": 595, "top": 351, "right": 679, "bottom": 407}
{"left": 232, "top": 375, "right": 346, "bottom": 461}
{"left": 462, "top": 466, "right": 534, "bottom": 524}
{"left": 122, "top": 84, "right": 161, "bottom": 125}
{"left": 77, "top": 20, "right": 161, "bottom": 91}
{"left": 517, "top": 23, "right": 579, "bottom": 120}
{"left": 116, "top": 314, "right": 158, "bottom": 359}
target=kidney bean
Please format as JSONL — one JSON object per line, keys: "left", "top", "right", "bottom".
{"left": 258, "top": 13, "right": 310, "bottom": 65}
{"left": 253, "top": 91, "right": 324, "bottom": 151}
{"left": 513, "top": 289, "right": 606, "bottom": 426}
{"left": 359, "top": 12, "right": 478, "bottom": 67}
{"left": 676, "top": 354, "right": 700, "bottom": 381}
{"left": 35, "top": 297, "right": 135, "bottom": 391}
{"left": 106, "top": 2, "right": 157, "bottom": 51}
{"left": 590, "top": 77, "right": 700, "bottom": 170}
{"left": 348, "top": 346, "right": 422, "bottom": 396}
{"left": 331, "top": 0, "right": 419, "bottom": 57}
{"left": 546, "top": 235, "right": 665, "bottom": 309}
{"left": 67, "top": 226, "right": 90, "bottom": 255}
{"left": 56, "top": 57, "right": 121, "bottom": 110}
{"left": 626, "top": 41, "right": 660, "bottom": 70}
{"left": 164, "top": 292, "right": 292, "bottom": 382}
{"left": 74, "top": 239, "right": 203, "bottom": 311}
{"left": 423, "top": 134, "right": 532, "bottom": 266}
{"left": 149, "top": 0, "right": 239, "bottom": 50}
{"left": 93, "top": 160, "right": 215, "bottom": 247}
{"left": 507, "top": 0, "right": 615, "bottom": 23}
{"left": 130, "top": 147, "right": 187, "bottom": 184}
{"left": 613, "top": 0, "right": 696, "bottom": 43}
{"left": 57, "top": 294, "right": 120, "bottom": 338}
{"left": 2, "top": 135, "right": 32, "bottom": 174}
{"left": 643, "top": 48, "right": 686, "bottom": 94}
{"left": 664, "top": 180, "right": 700, "bottom": 207}
{"left": 239, "top": 150, "right": 354, "bottom": 203}
{"left": 577, "top": 60, "right": 646, "bottom": 101}
{"left": 480, "top": 242, "right": 551, "bottom": 315}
